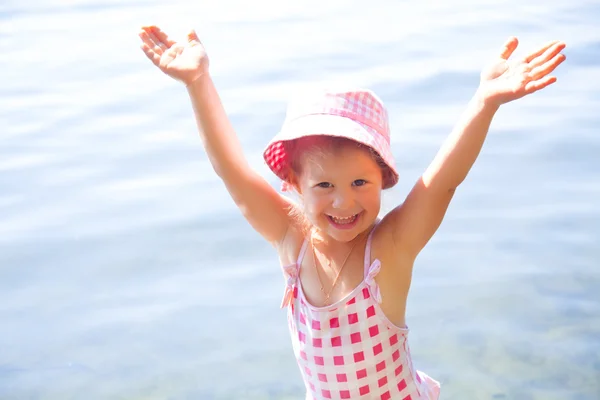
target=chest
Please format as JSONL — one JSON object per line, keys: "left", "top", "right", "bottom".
{"left": 298, "top": 251, "right": 366, "bottom": 309}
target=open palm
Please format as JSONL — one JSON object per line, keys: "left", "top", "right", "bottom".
{"left": 139, "top": 25, "right": 209, "bottom": 85}
{"left": 479, "top": 37, "right": 566, "bottom": 106}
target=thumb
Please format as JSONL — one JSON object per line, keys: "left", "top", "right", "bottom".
{"left": 499, "top": 36, "right": 519, "bottom": 60}
{"left": 187, "top": 29, "right": 201, "bottom": 44}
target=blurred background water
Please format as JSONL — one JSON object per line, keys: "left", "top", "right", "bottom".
{"left": 1, "top": 0, "right": 599, "bottom": 399}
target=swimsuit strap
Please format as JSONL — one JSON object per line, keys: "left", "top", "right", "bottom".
{"left": 363, "top": 220, "right": 383, "bottom": 303}
{"left": 297, "top": 238, "right": 309, "bottom": 265}
{"left": 280, "top": 237, "right": 309, "bottom": 309}
{"left": 363, "top": 220, "right": 381, "bottom": 277}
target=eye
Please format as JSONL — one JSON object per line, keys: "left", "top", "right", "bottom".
{"left": 316, "top": 182, "right": 333, "bottom": 188}
{"left": 352, "top": 179, "right": 367, "bottom": 187}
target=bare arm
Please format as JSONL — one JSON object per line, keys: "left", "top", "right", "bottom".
{"left": 389, "top": 37, "right": 566, "bottom": 258}
{"left": 187, "top": 75, "right": 294, "bottom": 245}
{"left": 139, "top": 26, "right": 294, "bottom": 246}
{"left": 389, "top": 93, "right": 496, "bottom": 256}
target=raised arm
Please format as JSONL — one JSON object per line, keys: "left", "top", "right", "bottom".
{"left": 389, "top": 37, "right": 566, "bottom": 259}
{"left": 139, "top": 26, "right": 294, "bottom": 246}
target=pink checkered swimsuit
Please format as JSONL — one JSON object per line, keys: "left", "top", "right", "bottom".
{"left": 280, "top": 226, "right": 440, "bottom": 400}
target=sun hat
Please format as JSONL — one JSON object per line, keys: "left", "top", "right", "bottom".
{"left": 263, "top": 87, "right": 399, "bottom": 190}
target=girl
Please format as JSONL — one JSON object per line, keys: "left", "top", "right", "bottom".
{"left": 138, "top": 26, "right": 566, "bottom": 399}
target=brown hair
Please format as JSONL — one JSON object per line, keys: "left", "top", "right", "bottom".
{"left": 283, "top": 135, "right": 392, "bottom": 187}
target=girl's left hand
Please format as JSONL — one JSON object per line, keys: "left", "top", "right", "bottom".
{"left": 478, "top": 37, "right": 566, "bottom": 107}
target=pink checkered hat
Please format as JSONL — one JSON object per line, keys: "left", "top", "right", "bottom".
{"left": 263, "top": 87, "right": 399, "bottom": 190}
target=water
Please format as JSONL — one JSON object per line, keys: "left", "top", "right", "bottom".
{"left": 1, "top": 0, "right": 599, "bottom": 399}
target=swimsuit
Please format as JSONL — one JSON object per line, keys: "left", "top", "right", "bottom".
{"left": 280, "top": 225, "right": 440, "bottom": 399}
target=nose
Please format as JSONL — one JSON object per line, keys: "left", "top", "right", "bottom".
{"left": 332, "top": 189, "right": 354, "bottom": 210}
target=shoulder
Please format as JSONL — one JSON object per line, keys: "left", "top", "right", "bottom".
{"left": 370, "top": 208, "right": 417, "bottom": 270}
{"left": 369, "top": 211, "right": 415, "bottom": 321}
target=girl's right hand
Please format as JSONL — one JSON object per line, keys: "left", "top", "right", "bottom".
{"left": 139, "top": 25, "right": 209, "bottom": 86}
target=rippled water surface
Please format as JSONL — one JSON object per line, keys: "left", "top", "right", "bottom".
{"left": 1, "top": 0, "right": 599, "bottom": 399}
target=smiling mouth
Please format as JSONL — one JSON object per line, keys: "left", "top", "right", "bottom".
{"left": 327, "top": 213, "right": 359, "bottom": 225}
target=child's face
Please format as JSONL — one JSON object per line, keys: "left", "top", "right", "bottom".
{"left": 297, "top": 145, "right": 383, "bottom": 242}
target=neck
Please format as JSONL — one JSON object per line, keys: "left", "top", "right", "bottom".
{"left": 310, "top": 222, "right": 375, "bottom": 252}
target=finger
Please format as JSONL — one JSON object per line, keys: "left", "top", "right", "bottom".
{"left": 138, "top": 29, "right": 156, "bottom": 48}
{"left": 139, "top": 42, "right": 162, "bottom": 67}
{"left": 529, "top": 53, "right": 566, "bottom": 80}
{"left": 150, "top": 26, "right": 176, "bottom": 47}
{"left": 139, "top": 29, "right": 164, "bottom": 55}
{"left": 524, "top": 75, "right": 557, "bottom": 94}
{"left": 148, "top": 29, "right": 167, "bottom": 51}
{"left": 523, "top": 40, "right": 561, "bottom": 63}
{"left": 499, "top": 36, "right": 519, "bottom": 60}
{"left": 529, "top": 42, "right": 566, "bottom": 69}
{"left": 187, "top": 29, "right": 201, "bottom": 44}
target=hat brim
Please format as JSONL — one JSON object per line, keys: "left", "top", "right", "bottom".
{"left": 264, "top": 114, "right": 399, "bottom": 189}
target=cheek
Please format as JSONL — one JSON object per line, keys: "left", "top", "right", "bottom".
{"left": 360, "top": 189, "right": 381, "bottom": 210}
{"left": 302, "top": 193, "right": 329, "bottom": 214}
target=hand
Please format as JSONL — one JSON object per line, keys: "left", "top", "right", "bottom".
{"left": 139, "top": 26, "right": 209, "bottom": 86}
{"left": 477, "top": 37, "right": 566, "bottom": 107}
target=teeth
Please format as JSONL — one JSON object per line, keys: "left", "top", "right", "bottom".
{"left": 330, "top": 214, "right": 357, "bottom": 224}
